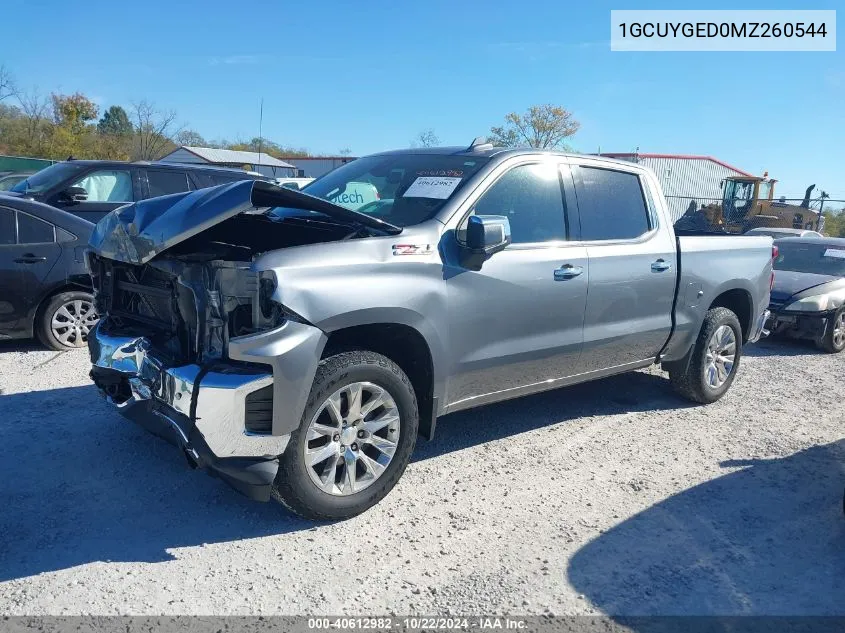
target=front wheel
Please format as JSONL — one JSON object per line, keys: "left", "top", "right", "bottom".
{"left": 669, "top": 307, "right": 743, "bottom": 404}
{"left": 817, "top": 308, "right": 845, "bottom": 354}
{"left": 272, "top": 350, "right": 419, "bottom": 520}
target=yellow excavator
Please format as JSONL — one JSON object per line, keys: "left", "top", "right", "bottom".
{"left": 676, "top": 174, "right": 821, "bottom": 234}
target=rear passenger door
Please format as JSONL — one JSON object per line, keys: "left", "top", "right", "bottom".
{"left": 573, "top": 163, "right": 676, "bottom": 372}
{"left": 0, "top": 207, "right": 62, "bottom": 333}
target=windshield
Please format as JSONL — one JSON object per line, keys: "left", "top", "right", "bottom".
{"left": 774, "top": 242, "right": 845, "bottom": 276}
{"left": 270, "top": 154, "right": 489, "bottom": 227}
{"left": 10, "top": 162, "right": 87, "bottom": 194}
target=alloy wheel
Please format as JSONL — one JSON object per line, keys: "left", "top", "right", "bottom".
{"left": 303, "top": 381, "right": 401, "bottom": 496}
{"left": 51, "top": 298, "right": 98, "bottom": 347}
{"left": 833, "top": 312, "right": 845, "bottom": 349}
{"left": 704, "top": 324, "right": 736, "bottom": 389}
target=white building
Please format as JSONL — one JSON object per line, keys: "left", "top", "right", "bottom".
{"left": 599, "top": 153, "right": 754, "bottom": 221}
{"left": 279, "top": 156, "right": 357, "bottom": 179}
{"left": 159, "top": 146, "right": 297, "bottom": 179}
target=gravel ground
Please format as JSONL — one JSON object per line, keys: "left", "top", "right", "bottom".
{"left": 0, "top": 337, "right": 843, "bottom": 616}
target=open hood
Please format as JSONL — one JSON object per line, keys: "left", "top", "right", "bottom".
{"left": 89, "top": 179, "right": 401, "bottom": 265}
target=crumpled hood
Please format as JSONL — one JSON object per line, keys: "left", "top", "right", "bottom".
{"left": 88, "top": 179, "right": 401, "bottom": 265}
{"left": 771, "top": 270, "right": 845, "bottom": 304}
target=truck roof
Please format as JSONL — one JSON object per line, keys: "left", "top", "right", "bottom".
{"left": 370, "top": 146, "right": 640, "bottom": 170}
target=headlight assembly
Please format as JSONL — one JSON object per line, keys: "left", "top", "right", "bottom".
{"left": 783, "top": 295, "right": 831, "bottom": 312}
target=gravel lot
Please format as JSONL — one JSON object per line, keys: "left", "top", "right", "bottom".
{"left": 1, "top": 337, "right": 843, "bottom": 616}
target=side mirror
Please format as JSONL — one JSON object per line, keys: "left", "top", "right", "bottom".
{"left": 62, "top": 186, "right": 88, "bottom": 204}
{"left": 460, "top": 214, "right": 511, "bottom": 271}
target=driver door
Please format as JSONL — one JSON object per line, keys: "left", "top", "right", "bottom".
{"left": 49, "top": 167, "right": 141, "bottom": 222}
{"left": 444, "top": 161, "right": 588, "bottom": 410}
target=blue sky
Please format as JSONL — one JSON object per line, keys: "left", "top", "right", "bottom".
{"left": 2, "top": 0, "right": 842, "bottom": 200}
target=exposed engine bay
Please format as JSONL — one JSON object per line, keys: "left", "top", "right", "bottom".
{"left": 89, "top": 212, "right": 355, "bottom": 364}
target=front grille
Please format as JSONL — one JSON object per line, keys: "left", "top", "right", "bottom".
{"left": 244, "top": 385, "right": 273, "bottom": 434}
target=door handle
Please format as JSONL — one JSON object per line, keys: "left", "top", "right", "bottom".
{"left": 554, "top": 264, "right": 583, "bottom": 281}
{"left": 14, "top": 255, "right": 48, "bottom": 264}
{"left": 651, "top": 259, "right": 671, "bottom": 272}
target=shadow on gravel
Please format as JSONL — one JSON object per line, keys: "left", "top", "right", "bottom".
{"left": 568, "top": 440, "right": 845, "bottom": 615}
{"left": 0, "top": 339, "right": 48, "bottom": 354}
{"left": 415, "top": 369, "right": 692, "bottom": 462}
{"left": 0, "top": 385, "right": 312, "bottom": 582}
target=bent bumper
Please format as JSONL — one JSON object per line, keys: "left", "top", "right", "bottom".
{"left": 89, "top": 318, "right": 326, "bottom": 501}
{"left": 766, "top": 308, "right": 833, "bottom": 341}
{"left": 749, "top": 309, "right": 771, "bottom": 343}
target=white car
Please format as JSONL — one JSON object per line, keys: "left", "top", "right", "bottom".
{"left": 745, "top": 227, "right": 823, "bottom": 239}
{"left": 274, "top": 177, "right": 315, "bottom": 190}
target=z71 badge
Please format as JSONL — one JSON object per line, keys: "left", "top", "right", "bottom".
{"left": 392, "top": 243, "right": 434, "bottom": 256}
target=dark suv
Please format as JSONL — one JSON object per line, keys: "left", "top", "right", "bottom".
{"left": 6, "top": 160, "right": 271, "bottom": 223}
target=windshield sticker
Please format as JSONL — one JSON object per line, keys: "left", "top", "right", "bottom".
{"left": 403, "top": 176, "right": 462, "bottom": 199}
{"left": 416, "top": 169, "right": 464, "bottom": 178}
{"left": 823, "top": 249, "right": 845, "bottom": 259}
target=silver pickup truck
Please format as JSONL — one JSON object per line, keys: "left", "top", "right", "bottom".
{"left": 87, "top": 142, "right": 773, "bottom": 519}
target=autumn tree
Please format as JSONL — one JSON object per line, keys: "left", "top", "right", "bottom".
{"left": 51, "top": 93, "right": 98, "bottom": 134}
{"left": 488, "top": 104, "right": 580, "bottom": 149}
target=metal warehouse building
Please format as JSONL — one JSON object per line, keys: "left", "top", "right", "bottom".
{"left": 279, "top": 156, "right": 357, "bottom": 179}
{"left": 159, "top": 146, "right": 297, "bottom": 179}
{"left": 599, "top": 153, "right": 754, "bottom": 221}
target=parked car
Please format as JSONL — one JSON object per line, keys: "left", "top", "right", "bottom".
{"left": 87, "top": 144, "right": 774, "bottom": 520}
{"left": 274, "top": 177, "right": 315, "bottom": 190}
{"left": 767, "top": 237, "right": 845, "bottom": 353}
{"left": 0, "top": 172, "right": 35, "bottom": 191}
{"left": 5, "top": 160, "right": 271, "bottom": 223}
{"left": 0, "top": 196, "right": 97, "bottom": 350}
{"left": 745, "top": 227, "right": 823, "bottom": 239}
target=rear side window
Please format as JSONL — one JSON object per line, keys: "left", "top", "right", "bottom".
{"left": 191, "top": 172, "right": 244, "bottom": 188}
{"left": 0, "top": 208, "right": 15, "bottom": 244}
{"left": 17, "top": 212, "right": 55, "bottom": 244}
{"left": 147, "top": 170, "right": 191, "bottom": 197}
{"left": 578, "top": 167, "right": 650, "bottom": 241}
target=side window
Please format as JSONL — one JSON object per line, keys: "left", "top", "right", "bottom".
{"left": 578, "top": 167, "right": 650, "bottom": 241}
{"left": 190, "top": 172, "right": 216, "bottom": 189}
{"left": 17, "top": 211, "right": 55, "bottom": 244}
{"left": 73, "top": 170, "right": 134, "bottom": 202}
{"left": 147, "top": 170, "right": 191, "bottom": 197}
{"left": 470, "top": 163, "right": 567, "bottom": 244}
{"left": 0, "top": 208, "right": 15, "bottom": 245}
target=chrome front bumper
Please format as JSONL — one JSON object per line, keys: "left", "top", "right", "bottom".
{"left": 89, "top": 323, "right": 290, "bottom": 460}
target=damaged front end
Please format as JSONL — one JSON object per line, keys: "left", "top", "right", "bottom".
{"left": 87, "top": 180, "right": 346, "bottom": 500}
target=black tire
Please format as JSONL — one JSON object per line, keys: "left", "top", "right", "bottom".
{"left": 669, "top": 307, "right": 743, "bottom": 404}
{"left": 816, "top": 308, "right": 845, "bottom": 354}
{"left": 36, "top": 290, "right": 98, "bottom": 351}
{"left": 272, "top": 350, "right": 419, "bottom": 520}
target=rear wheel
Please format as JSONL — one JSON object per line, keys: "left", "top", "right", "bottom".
{"left": 37, "top": 291, "right": 98, "bottom": 351}
{"left": 817, "top": 308, "right": 845, "bottom": 354}
{"left": 272, "top": 350, "right": 418, "bottom": 520}
{"left": 669, "top": 307, "right": 742, "bottom": 404}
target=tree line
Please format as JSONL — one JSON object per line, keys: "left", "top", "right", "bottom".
{"left": 0, "top": 65, "right": 309, "bottom": 162}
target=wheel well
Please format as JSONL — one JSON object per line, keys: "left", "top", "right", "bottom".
{"left": 322, "top": 324, "right": 435, "bottom": 431}
{"left": 709, "top": 289, "right": 752, "bottom": 342}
